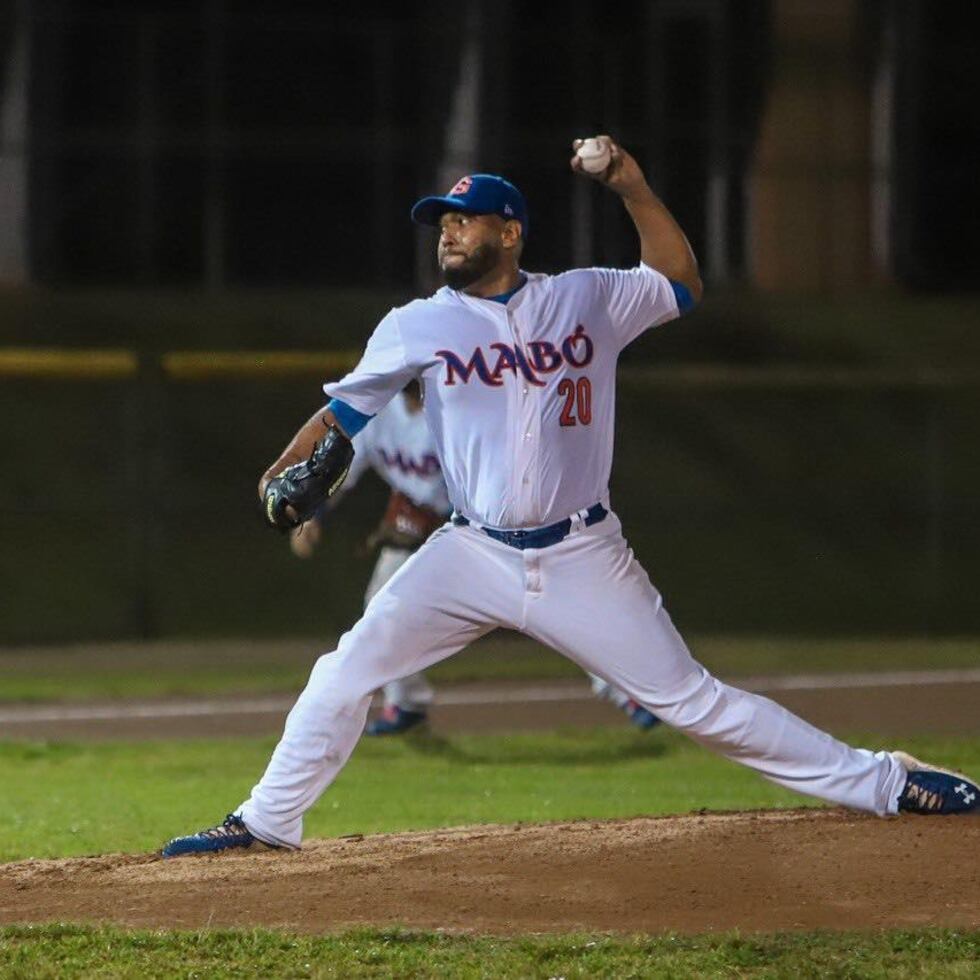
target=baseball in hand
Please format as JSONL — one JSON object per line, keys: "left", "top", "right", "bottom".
{"left": 576, "top": 137, "right": 612, "bottom": 175}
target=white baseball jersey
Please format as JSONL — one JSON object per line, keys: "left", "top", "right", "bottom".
{"left": 324, "top": 264, "right": 680, "bottom": 529}
{"left": 341, "top": 394, "right": 450, "bottom": 514}
{"left": 240, "top": 262, "right": 910, "bottom": 850}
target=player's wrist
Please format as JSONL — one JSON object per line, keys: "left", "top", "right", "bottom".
{"left": 619, "top": 181, "right": 657, "bottom": 206}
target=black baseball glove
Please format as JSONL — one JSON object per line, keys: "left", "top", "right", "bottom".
{"left": 263, "top": 425, "right": 354, "bottom": 531}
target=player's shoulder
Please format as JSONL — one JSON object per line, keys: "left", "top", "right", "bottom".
{"left": 392, "top": 292, "right": 459, "bottom": 323}
{"left": 370, "top": 296, "right": 455, "bottom": 350}
{"left": 553, "top": 264, "right": 665, "bottom": 284}
{"left": 395, "top": 295, "right": 438, "bottom": 314}
{"left": 550, "top": 266, "right": 604, "bottom": 286}
{"left": 497, "top": 269, "right": 589, "bottom": 298}
{"left": 539, "top": 266, "right": 616, "bottom": 298}
{"left": 554, "top": 264, "right": 676, "bottom": 298}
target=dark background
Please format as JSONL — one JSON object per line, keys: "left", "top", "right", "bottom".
{"left": 1, "top": 1, "right": 978, "bottom": 645}
{"left": 7, "top": 0, "right": 978, "bottom": 289}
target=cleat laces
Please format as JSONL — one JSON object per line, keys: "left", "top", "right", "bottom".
{"left": 200, "top": 814, "right": 251, "bottom": 840}
{"left": 903, "top": 782, "right": 942, "bottom": 812}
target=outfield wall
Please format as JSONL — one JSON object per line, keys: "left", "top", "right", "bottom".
{"left": 2, "top": 349, "right": 977, "bottom": 644}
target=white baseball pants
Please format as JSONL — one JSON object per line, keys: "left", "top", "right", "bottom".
{"left": 240, "top": 512, "right": 907, "bottom": 848}
{"left": 364, "top": 544, "right": 630, "bottom": 714}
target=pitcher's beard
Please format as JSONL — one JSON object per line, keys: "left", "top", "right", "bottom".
{"left": 441, "top": 243, "right": 500, "bottom": 290}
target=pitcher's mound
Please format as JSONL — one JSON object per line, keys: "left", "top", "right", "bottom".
{"left": 2, "top": 809, "right": 978, "bottom": 935}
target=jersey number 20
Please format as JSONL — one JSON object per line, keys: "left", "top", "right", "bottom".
{"left": 558, "top": 377, "right": 592, "bottom": 427}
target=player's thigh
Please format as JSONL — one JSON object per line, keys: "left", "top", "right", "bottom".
{"left": 330, "top": 525, "right": 519, "bottom": 691}
{"left": 528, "top": 516, "right": 707, "bottom": 704}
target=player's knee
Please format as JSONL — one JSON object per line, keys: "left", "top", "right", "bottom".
{"left": 309, "top": 641, "right": 398, "bottom": 704}
{"left": 295, "top": 651, "right": 347, "bottom": 705}
{"left": 653, "top": 674, "right": 729, "bottom": 731}
{"left": 664, "top": 682, "right": 759, "bottom": 749}
{"left": 291, "top": 656, "right": 367, "bottom": 721}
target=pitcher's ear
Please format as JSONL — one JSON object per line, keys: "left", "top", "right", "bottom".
{"left": 502, "top": 219, "right": 523, "bottom": 249}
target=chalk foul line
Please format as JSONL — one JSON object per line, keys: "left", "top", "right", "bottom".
{"left": 1, "top": 667, "right": 979, "bottom": 726}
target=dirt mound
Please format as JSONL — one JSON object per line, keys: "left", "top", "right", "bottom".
{"left": 2, "top": 809, "right": 978, "bottom": 935}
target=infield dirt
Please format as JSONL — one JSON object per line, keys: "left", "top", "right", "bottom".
{"left": 2, "top": 809, "right": 977, "bottom": 935}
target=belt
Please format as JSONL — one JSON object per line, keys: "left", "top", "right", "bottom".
{"left": 451, "top": 502, "right": 607, "bottom": 551}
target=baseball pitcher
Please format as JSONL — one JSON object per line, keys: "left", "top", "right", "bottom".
{"left": 164, "top": 136, "right": 979, "bottom": 856}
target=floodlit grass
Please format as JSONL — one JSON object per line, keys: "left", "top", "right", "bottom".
{"left": 0, "top": 634, "right": 575, "bottom": 703}
{"left": 3, "top": 727, "right": 979, "bottom": 976}
{"left": 0, "top": 924, "right": 978, "bottom": 979}
{"left": 1, "top": 634, "right": 977, "bottom": 703}
{"left": 2, "top": 729, "right": 979, "bottom": 863}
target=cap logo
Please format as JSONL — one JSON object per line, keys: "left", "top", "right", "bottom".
{"left": 449, "top": 176, "right": 473, "bottom": 196}
{"left": 504, "top": 204, "right": 514, "bottom": 216}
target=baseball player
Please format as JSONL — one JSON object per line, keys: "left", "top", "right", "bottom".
{"left": 294, "top": 386, "right": 659, "bottom": 735}
{"left": 292, "top": 381, "right": 448, "bottom": 734}
{"left": 164, "top": 136, "right": 979, "bottom": 856}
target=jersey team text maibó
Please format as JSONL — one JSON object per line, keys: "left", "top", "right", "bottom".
{"left": 325, "top": 264, "right": 681, "bottom": 529}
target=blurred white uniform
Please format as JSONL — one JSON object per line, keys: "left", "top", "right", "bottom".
{"left": 242, "top": 263, "right": 907, "bottom": 848}
{"left": 343, "top": 391, "right": 450, "bottom": 518}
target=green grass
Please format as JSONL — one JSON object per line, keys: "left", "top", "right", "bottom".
{"left": 1, "top": 634, "right": 977, "bottom": 704}
{"left": 3, "top": 729, "right": 979, "bottom": 863}
{"left": 0, "top": 634, "right": 580, "bottom": 703}
{"left": 1, "top": 924, "right": 978, "bottom": 978}
{"left": 3, "top": 728, "right": 979, "bottom": 975}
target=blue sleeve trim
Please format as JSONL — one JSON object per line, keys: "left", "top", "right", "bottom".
{"left": 327, "top": 398, "right": 374, "bottom": 437}
{"left": 669, "top": 279, "right": 696, "bottom": 315}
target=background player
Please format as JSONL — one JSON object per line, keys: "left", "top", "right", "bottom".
{"left": 291, "top": 381, "right": 447, "bottom": 735}
{"left": 164, "top": 135, "right": 978, "bottom": 857}
{"left": 292, "top": 382, "right": 659, "bottom": 734}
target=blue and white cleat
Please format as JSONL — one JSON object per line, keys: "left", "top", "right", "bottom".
{"left": 365, "top": 705, "right": 428, "bottom": 736}
{"left": 624, "top": 699, "right": 662, "bottom": 731}
{"left": 894, "top": 751, "right": 980, "bottom": 815}
{"left": 161, "top": 814, "right": 274, "bottom": 858}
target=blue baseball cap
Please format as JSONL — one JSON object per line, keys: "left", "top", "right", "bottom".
{"left": 411, "top": 174, "right": 528, "bottom": 238}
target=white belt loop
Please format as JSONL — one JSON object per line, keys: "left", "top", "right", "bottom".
{"left": 452, "top": 510, "right": 484, "bottom": 531}
{"left": 570, "top": 507, "right": 589, "bottom": 533}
